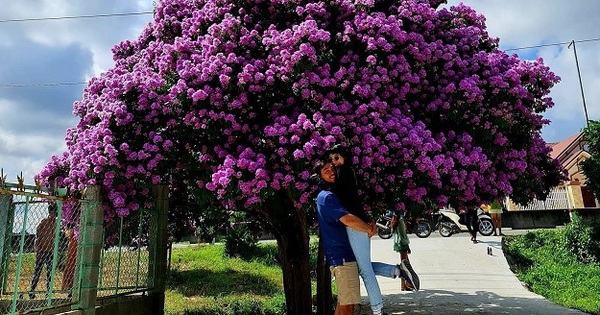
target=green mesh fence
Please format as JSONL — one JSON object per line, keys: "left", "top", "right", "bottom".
{"left": 0, "top": 182, "right": 155, "bottom": 315}
{"left": 97, "top": 208, "right": 151, "bottom": 297}
{"left": 0, "top": 185, "right": 80, "bottom": 314}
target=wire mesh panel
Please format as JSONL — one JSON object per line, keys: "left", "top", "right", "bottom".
{"left": 1, "top": 184, "right": 162, "bottom": 315}
{"left": 97, "top": 208, "right": 151, "bottom": 297}
{"left": 0, "top": 189, "right": 81, "bottom": 315}
{"left": 510, "top": 187, "right": 572, "bottom": 210}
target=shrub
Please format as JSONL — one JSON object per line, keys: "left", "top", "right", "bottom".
{"left": 250, "top": 243, "right": 281, "bottom": 267}
{"left": 502, "top": 235, "right": 534, "bottom": 273}
{"left": 563, "top": 213, "right": 600, "bottom": 264}
{"left": 224, "top": 223, "right": 259, "bottom": 260}
{"left": 502, "top": 228, "right": 600, "bottom": 314}
{"left": 235, "top": 237, "right": 319, "bottom": 272}
{"left": 308, "top": 238, "right": 319, "bottom": 273}
{"left": 227, "top": 299, "right": 271, "bottom": 315}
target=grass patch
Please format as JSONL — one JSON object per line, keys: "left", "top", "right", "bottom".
{"left": 503, "top": 229, "right": 600, "bottom": 314}
{"left": 165, "top": 243, "right": 289, "bottom": 315}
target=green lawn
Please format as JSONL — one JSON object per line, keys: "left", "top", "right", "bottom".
{"left": 503, "top": 228, "right": 600, "bottom": 314}
{"left": 165, "top": 243, "right": 288, "bottom": 315}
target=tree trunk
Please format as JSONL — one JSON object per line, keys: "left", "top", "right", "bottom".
{"left": 316, "top": 237, "right": 333, "bottom": 315}
{"left": 265, "top": 190, "right": 313, "bottom": 315}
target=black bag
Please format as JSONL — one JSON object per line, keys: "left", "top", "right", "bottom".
{"left": 458, "top": 212, "right": 466, "bottom": 225}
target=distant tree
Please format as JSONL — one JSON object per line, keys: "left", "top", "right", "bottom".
{"left": 582, "top": 120, "right": 600, "bottom": 201}
{"left": 39, "top": 0, "right": 564, "bottom": 313}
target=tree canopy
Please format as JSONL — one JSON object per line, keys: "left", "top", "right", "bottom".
{"left": 38, "top": 1, "right": 566, "bottom": 313}
{"left": 40, "top": 0, "right": 562, "bottom": 223}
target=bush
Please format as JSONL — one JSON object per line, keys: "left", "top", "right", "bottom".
{"left": 224, "top": 223, "right": 259, "bottom": 260}
{"left": 503, "top": 229, "right": 570, "bottom": 274}
{"left": 235, "top": 237, "right": 319, "bottom": 273}
{"left": 228, "top": 298, "right": 285, "bottom": 315}
{"left": 502, "top": 235, "right": 534, "bottom": 273}
{"left": 563, "top": 213, "right": 600, "bottom": 264}
{"left": 308, "top": 238, "right": 319, "bottom": 273}
{"left": 250, "top": 243, "right": 281, "bottom": 267}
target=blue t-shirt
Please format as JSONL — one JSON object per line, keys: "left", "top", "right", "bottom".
{"left": 316, "top": 190, "right": 356, "bottom": 266}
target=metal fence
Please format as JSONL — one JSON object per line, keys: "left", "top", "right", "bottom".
{"left": 509, "top": 186, "right": 573, "bottom": 211}
{"left": 0, "top": 181, "right": 163, "bottom": 315}
{"left": 0, "top": 185, "right": 77, "bottom": 314}
{"left": 97, "top": 210, "right": 151, "bottom": 298}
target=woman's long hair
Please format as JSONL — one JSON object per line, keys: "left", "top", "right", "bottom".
{"left": 326, "top": 144, "right": 353, "bottom": 166}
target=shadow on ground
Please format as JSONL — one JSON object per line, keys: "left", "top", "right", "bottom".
{"left": 167, "top": 268, "right": 280, "bottom": 297}
{"left": 355, "top": 289, "right": 590, "bottom": 315}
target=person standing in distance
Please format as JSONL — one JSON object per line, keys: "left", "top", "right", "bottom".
{"left": 29, "top": 203, "right": 57, "bottom": 299}
{"left": 488, "top": 200, "right": 505, "bottom": 236}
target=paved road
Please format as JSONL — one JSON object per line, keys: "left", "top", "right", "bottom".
{"left": 359, "top": 229, "right": 589, "bottom": 315}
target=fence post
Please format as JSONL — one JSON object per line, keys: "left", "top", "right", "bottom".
{"left": 0, "top": 193, "right": 14, "bottom": 294}
{"left": 148, "top": 185, "right": 169, "bottom": 315}
{"left": 74, "top": 186, "right": 104, "bottom": 315}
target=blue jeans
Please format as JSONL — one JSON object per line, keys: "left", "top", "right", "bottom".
{"left": 346, "top": 227, "right": 397, "bottom": 312}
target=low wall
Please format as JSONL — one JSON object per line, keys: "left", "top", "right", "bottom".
{"left": 502, "top": 208, "right": 600, "bottom": 229}
{"left": 94, "top": 293, "right": 161, "bottom": 315}
{"left": 41, "top": 293, "right": 161, "bottom": 315}
{"left": 573, "top": 208, "right": 600, "bottom": 222}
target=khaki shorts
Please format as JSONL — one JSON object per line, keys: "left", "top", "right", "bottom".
{"left": 490, "top": 212, "right": 502, "bottom": 221}
{"left": 330, "top": 261, "right": 360, "bottom": 305}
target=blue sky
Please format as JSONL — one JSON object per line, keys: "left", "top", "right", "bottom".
{"left": 443, "top": 0, "right": 600, "bottom": 143}
{"left": 0, "top": 0, "right": 599, "bottom": 184}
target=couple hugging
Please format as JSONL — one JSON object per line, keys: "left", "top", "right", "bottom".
{"left": 314, "top": 145, "right": 420, "bottom": 315}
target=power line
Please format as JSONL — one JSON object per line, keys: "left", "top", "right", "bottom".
{"left": 1, "top": 10, "right": 597, "bottom": 52}
{"left": 504, "top": 37, "right": 600, "bottom": 52}
{"left": 0, "top": 11, "right": 153, "bottom": 24}
{"left": 505, "top": 42, "right": 570, "bottom": 52}
{"left": 0, "top": 82, "right": 86, "bottom": 88}
{"left": 574, "top": 37, "right": 600, "bottom": 44}
{"left": 1, "top": 36, "right": 599, "bottom": 89}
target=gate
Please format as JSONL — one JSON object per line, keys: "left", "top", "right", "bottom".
{"left": 509, "top": 186, "right": 573, "bottom": 210}
{"left": 0, "top": 179, "right": 168, "bottom": 315}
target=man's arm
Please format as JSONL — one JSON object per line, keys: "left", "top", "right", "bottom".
{"left": 340, "top": 214, "right": 377, "bottom": 237}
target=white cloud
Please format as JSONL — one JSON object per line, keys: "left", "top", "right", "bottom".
{"left": 0, "top": 0, "right": 598, "bottom": 183}
{"left": 0, "top": 0, "right": 153, "bottom": 182}
{"left": 444, "top": 0, "right": 600, "bottom": 142}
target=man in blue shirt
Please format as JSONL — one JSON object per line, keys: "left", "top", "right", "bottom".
{"left": 315, "top": 160, "right": 377, "bottom": 315}
{"left": 315, "top": 159, "right": 421, "bottom": 315}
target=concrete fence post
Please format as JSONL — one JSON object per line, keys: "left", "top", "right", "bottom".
{"left": 148, "top": 185, "right": 169, "bottom": 315}
{"left": 0, "top": 194, "right": 14, "bottom": 294}
{"left": 73, "top": 185, "right": 104, "bottom": 315}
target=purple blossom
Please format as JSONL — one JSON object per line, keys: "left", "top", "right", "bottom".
{"left": 38, "top": 0, "right": 562, "bottom": 226}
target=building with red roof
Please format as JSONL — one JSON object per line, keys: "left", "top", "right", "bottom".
{"left": 507, "top": 132, "right": 598, "bottom": 210}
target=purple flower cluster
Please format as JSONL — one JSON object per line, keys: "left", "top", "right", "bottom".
{"left": 39, "top": 0, "right": 562, "bottom": 224}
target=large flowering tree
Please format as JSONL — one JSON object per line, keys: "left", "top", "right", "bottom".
{"left": 40, "top": 0, "right": 564, "bottom": 313}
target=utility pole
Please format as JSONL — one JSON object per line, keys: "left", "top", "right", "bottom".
{"left": 568, "top": 40, "right": 590, "bottom": 128}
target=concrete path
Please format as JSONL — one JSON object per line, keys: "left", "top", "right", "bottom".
{"left": 359, "top": 229, "right": 589, "bottom": 315}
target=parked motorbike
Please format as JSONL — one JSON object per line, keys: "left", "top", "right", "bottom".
{"left": 376, "top": 210, "right": 432, "bottom": 239}
{"left": 437, "top": 207, "right": 494, "bottom": 237}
